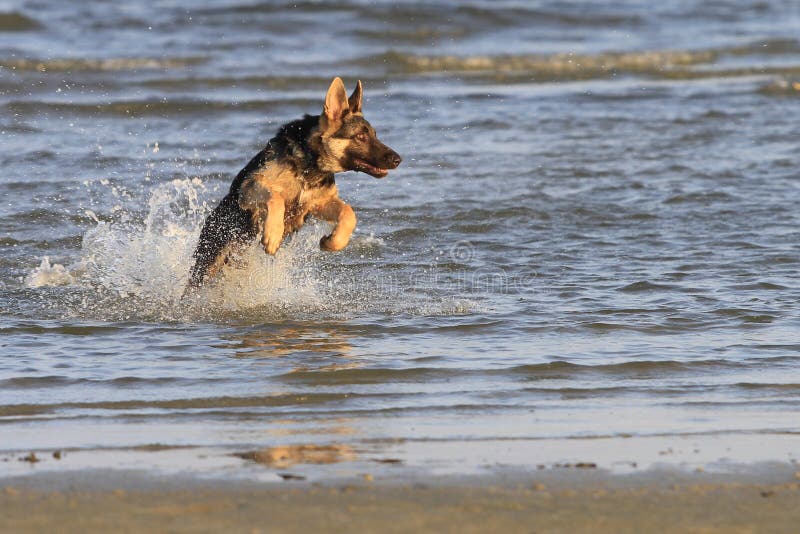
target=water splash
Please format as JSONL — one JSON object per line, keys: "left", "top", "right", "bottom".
{"left": 26, "top": 179, "right": 331, "bottom": 320}
{"left": 25, "top": 257, "right": 76, "bottom": 287}
{"left": 79, "top": 178, "right": 205, "bottom": 303}
{"left": 25, "top": 178, "right": 472, "bottom": 322}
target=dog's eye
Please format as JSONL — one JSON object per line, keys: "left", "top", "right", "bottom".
{"left": 355, "top": 132, "right": 368, "bottom": 142}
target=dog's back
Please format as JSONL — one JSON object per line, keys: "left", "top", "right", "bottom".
{"left": 187, "top": 117, "right": 321, "bottom": 287}
{"left": 188, "top": 149, "right": 273, "bottom": 287}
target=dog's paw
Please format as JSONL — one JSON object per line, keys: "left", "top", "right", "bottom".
{"left": 320, "top": 234, "right": 341, "bottom": 252}
{"left": 263, "top": 234, "right": 282, "bottom": 255}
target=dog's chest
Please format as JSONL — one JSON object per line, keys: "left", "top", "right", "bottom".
{"left": 251, "top": 163, "right": 302, "bottom": 200}
{"left": 246, "top": 161, "right": 337, "bottom": 233}
{"left": 298, "top": 183, "right": 337, "bottom": 210}
{"left": 282, "top": 184, "right": 338, "bottom": 233}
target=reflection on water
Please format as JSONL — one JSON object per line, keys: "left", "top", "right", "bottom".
{"left": 231, "top": 324, "right": 354, "bottom": 363}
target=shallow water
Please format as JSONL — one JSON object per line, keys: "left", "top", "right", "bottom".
{"left": 2, "top": 0, "right": 800, "bottom": 478}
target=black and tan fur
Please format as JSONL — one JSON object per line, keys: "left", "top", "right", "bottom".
{"left": 188, "top": 77, "right": 401, "bottom": 287}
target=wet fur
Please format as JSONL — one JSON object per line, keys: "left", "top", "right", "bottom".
{"left": 188, "top": 78, "right": 400, "bottom": 288}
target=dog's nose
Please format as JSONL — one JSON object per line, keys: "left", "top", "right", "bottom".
{"left": 388, "top": 153, "right": 402, "bottom": 168}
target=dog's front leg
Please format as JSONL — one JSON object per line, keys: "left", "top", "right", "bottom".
{"left": 313, "top": 198, "right": 356, "bottom": 252}
{"left": 239, "top": 179, "right": 285, "bottom": 255}
{"left": 262, "top": 193, "right": 285, "bottom": 255}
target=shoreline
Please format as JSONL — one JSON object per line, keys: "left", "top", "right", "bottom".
{"left": 3, "top": 465, "right": 800, "bottom": 533}
{"left": 4, "top": 432, "right": 800, "bottom": 480}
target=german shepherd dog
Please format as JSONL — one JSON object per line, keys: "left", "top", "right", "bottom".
{"left": 187, "top": 77, "right": 401, "bottom": 288}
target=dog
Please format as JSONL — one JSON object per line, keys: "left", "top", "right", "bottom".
{"left": 187, "top": 77, "right": 401, "bottom": 288}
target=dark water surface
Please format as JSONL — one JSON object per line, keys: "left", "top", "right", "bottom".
{"left": 2, "top": 1, "right": 800, "bottom": 479}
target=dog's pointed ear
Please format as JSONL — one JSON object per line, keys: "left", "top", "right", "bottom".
{"left": 323, "top": 77, "right": 349, "bottom": 126}
{"left": 348, "top": 80, "right": 363, "bottom": 114}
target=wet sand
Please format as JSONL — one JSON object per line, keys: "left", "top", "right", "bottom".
{"left": 3, "top": 468, "right": 800, "bottom": 533}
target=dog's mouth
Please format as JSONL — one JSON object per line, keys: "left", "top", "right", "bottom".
{"left": 353, "top": 158, "right": 389, "bottom": 179}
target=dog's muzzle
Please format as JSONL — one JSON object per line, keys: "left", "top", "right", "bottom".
{"left": 354, "top": 150, "right": 402, "bottom": 179}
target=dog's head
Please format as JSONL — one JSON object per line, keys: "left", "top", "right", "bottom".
{"left": 317, "top": 77, "right": 401, "bottom": 178}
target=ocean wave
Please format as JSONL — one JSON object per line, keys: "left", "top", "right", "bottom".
{"left": 366, "top": 49, "right": 718, "bottom": 78}
{"left": 0, "top": 56, "right": 206, "bottom": 72}
{"left": 5, "top": 97, "right": 316, "bottom": 117}
{"left": 278, "top": 357, "right": 796, "bottom": 384}
{"left": 357, "top": 43, "right": 800, "bottom": 83}
{"left": 759, "top": 77, "right": 800, "bottom": 96}
{"left": 0, "top": 11, "right": 41, "bottom": 31}
{"left": 720, "top": 38, "right": 800, "bottom": 56}
{"left": 138, "top": 74, "right": 334, "bottom": 91}
{"left": 0, "top": 392, "right": 360, "bottom": 417}
{"left": 195, "top": 2, "right": 642, "bottom": 30}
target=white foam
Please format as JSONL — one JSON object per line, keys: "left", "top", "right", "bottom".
{"left": 350, "top": 232, "right": 385, "bottom": 250}
{"left": 25, "top": 256, "right": 76, "bottom": 288}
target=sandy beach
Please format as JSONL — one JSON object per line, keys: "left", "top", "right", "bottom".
{"left": 3, "top": 466, "right": 800, "bottom": 533}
